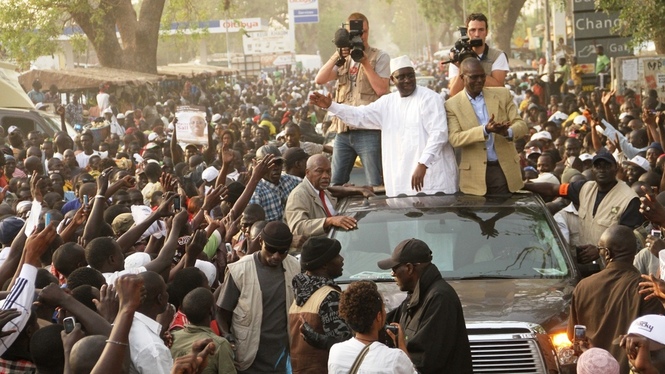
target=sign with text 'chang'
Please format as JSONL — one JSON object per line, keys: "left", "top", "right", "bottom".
{"left": 573, "top": 11, "right": 621, "bottom": 40}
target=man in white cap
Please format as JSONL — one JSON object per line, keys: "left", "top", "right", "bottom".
{"left": 310, "top": 55, "right": 458, "bottom": 196}
{"left": 314, "top": 12, "right": 390, "bottom": 188}
{"left": 623, "top": 155, "right": 651, "bottom": 186}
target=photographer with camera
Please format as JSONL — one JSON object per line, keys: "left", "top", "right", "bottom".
{"left": 315, "top": 13, "right": 390, "bottom": 188}
{"left": 447, "top": 13, "right": 509, "bottom": 97}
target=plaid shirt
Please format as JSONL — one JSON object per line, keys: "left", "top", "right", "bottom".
{"left": 249, "top": 174, "right": 302, "bottom": 221}
{"left": 0, "top": 358, "right": 36, "bottom": 373}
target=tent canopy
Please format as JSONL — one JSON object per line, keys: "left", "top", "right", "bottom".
{"left": 157, "top": 64, "right": 237, "bottom": 79}
{"left": 0, "top": 61, "right": 35, "bottom": 109}
{"left": 18, "top": 67, "right": 162, "bottom": 92}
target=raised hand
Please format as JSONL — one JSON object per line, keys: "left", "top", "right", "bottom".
{"left": 115, "top": 274, "right": 144, "bottom": 313}
{"left": 639, "top": 274, "right": 665, "bottom": 302}
{"left": 203, "top": 185, "right": 227, "bottom": 211}
{"left": 97, "top": 167, "right": 114, "bottom": 196}
{"left": 25, "top": 223, "right": 58, "bottom": 266}
{"left": 309, "top": 92, "right": 333, "bottom": 109}
{"left": 185, "top": 229, "right": 208, "bottom": 259}
{"left": 155, "top": 192, "right": 177, "bottom": 219}
{"left": 30, "top": 171, "right": 44, "bottom": 203}
{"left": 93, "top": 283, "right": 119, "bottom": 323}
{"left": 601, "top": 88, "right": 616, "bottom": 106}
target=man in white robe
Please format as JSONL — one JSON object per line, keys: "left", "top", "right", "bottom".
{"left": 309, "top": 55, "right": 458, "bottom": 196}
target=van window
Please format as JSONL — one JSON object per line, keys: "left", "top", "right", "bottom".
{"left": 1, "top": 116, "right": 35, "bottom": 135}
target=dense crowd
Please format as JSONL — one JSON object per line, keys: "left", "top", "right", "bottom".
{"left": 4, "top": 9, "right": 665, "bottom": 374}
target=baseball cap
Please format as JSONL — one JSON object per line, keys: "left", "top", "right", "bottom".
{"left": 592, "top": 152, "right": 617, "bottom": 166}
{"left": 573, "top": 115, "right": 588, "bottom": 125}
{"left": 148, "top": 132, "right": 158, "bottom": 142}
{"left": 0, "top": 217, "right": 25, "bottom": 245}
{"left": 256, "top": 145, "right": 283, "bottom": 161}
{"left": 619, "top": 112, "right": 632, "bottom": 121}
{"left": 211, "top": 113, "right": 222, "bottom": 123}
{"left": 626, "top": 314, "right": 665, "bottom": 348}
{"left": 527, "top": 103, "right": 539, "bottom": 111}
{"left": 283, "top": 147, "right": 309, "bottom": 166}
{"left": 112, "top": 213, "right": 134, "bottom": 236}
{"left": 102, "top": 107, "right": 113, "bottom": 115}
{"left": 377, "top": 238, "right": 433, "bottom": 270}
{"left": 117, "top": 113, "right": 126, "bottom": 119}
{"left": 648, "top": 142, "right": 664, "bottom": 153}
{"left": 548, "top": 112, "right": 568, "bottom": 122}
{"left": 201, "top": 166, "right": 220, "bottom": 183}
{"left": 530, "top": 131, "right": 552, "bottom": 141}
{"left": 525, "top": 146, "right": 542, "bottom": 157}
{"left": 579, "top": 153, "right": 593, "bottom": 162}
{"left": 124, "top": 110, "right": 134, "bottom": 117}
{"left": 35, "top": 102, "right": 47, "bottom": 110}
{"left": 7, "top": 126, "right": 18, "bottom": 134}
{"left": 623, "top": 155, "right": 651, "bottom": 172}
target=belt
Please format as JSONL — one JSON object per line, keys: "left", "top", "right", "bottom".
{"left": 487, "top": 160, "right": 500, "bottom": 166}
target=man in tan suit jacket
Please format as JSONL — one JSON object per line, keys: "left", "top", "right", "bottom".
{"left": 284, "top": 155, "right": 357, "bottom": 240}
{"left": 446, "top": 58, "right": 527, "bottom": 195}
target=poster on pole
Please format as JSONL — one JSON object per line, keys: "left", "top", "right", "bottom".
{"left": 175, "top": 105, "right": 208, "bottom": 145}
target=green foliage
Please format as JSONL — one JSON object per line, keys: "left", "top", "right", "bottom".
{"left": 596, "top": 0, "right": 665, "bottom": 51}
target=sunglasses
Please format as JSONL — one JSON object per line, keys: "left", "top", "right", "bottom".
{"left": 265, "top": 245, "right": 289, "bottom": 255}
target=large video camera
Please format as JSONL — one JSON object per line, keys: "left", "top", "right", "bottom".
{"left": 332, "top": 20, "right": 365, "bottom": 66}
{"left": 442, "top": 26, "right": 483, "bottom": 65}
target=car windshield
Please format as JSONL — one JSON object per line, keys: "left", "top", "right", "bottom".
{"left": 333, "top": 202, "right": 570, "bottom": 283}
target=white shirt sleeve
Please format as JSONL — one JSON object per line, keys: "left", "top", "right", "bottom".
{"left": 419, "top": 91, "right": 449, "bottom": 167}
{"left": 0, "top": 264, "right": 38, "bottom": 355}
{"left": 327, "top": 98, "right": 386, "bottom": 130}
{"left": 492, "top": 52, "right": 510, "bottom": 72}
{"left": 599, "top": 119, "right": 648, "bottom": 159}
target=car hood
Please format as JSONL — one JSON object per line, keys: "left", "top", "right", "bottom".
{"left": 373, "top": 278, "right": 574, "bottom": 332}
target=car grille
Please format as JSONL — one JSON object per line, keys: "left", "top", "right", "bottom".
{"left": 468, "top": 323, "right": 552, "bottom": 373}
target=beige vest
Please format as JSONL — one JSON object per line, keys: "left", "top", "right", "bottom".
{"left": 479, "top": 46, "right": 506, "bottom": 76}
{"left": 578, "top": 181, "right": 636, "bottom": 246}
{"left": 288, "top": 285, "right": 339, "bottom": 373}
{"left": 331, "top": 47, "right": 382, "bottom": 133}
{"left": 227, "top": 254, "right": 301, "bottom": 371}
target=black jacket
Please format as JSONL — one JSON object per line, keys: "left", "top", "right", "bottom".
{"left": 387, "top": 264, "right": 473, "bottom": 374}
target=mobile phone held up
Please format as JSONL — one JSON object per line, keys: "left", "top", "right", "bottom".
{"left": 64, "top": 316, "right": 76, "bottom": 333}
{"left": 173, "top": 196, "right": 181, "bottom": 212}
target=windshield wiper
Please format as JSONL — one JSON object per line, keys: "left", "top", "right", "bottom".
{"left": 453, "top": 275, "right": 516, "bottom": 280}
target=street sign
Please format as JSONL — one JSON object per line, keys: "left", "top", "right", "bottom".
{"left": 220, "top": 18, "right": 262, "bottom": 33}
{"left": 288, "top": 0, "right": 319, "bottom": 24}
{"left": 572, "top": 0, "right": 596, "bottom": 13}
{"left": 573, "top": 11, "right": 621, "bottom": 40}
{"left": 573, "top": 37, "right": 632, "bottom": 64}
{"left": 242, "top": 30, "right": 291, "bottom": 55}
{"left": 294, "top": 9, "right": 319, "bottom": 23}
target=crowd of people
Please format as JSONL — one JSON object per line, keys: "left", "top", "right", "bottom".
{"left": 2, "top": 8, "right": 665, "bottom": 374}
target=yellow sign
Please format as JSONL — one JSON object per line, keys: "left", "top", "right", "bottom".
{"left": 515, "top": 37, "right": 525, "bottom": 48}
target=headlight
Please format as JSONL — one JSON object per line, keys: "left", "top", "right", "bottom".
{"left": 550, "top": 332, "right": 577, "bottom": 365}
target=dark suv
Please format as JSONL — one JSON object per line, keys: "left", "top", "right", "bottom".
{"left": 330, "top": 193, "right": 580, "bottom": 373}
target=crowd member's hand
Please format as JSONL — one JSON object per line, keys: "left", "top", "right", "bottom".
{"left": 577, "top": 244, "right": 600, "bottom": 264}
{"left": 119, "top": 175, "right": 136, "bottom": 189}
{"left": 160, "top": 173, "right": 176, "bottom": 193}
{"left": 93, "top": 283, "right": 119, "bottom": 323}
{"left": 115, "top": 274, "right": 144, "bottom": 312}
{"left": 326, "top": 215, "right": 357, "bottom": 230}
{"left": 620, "top": 334, "right": 659, "bottom": 374}
{"left": 601, "top": 89, "right": 615, "bottom": 106}
{"left": 639, "top": 274, "right": 665, "bottom": 302}
{"left": 645, "top": 234, "right": 665, "bottom": 258}
{"left": 97, "top": 167, "right": 113, "bottom": 196}
{"left": 202, "top": 185, "right": 227, "bottom": 211}
{"left": 25, "top": 223, "right": 58, "bottom": 266}
{"left": 77, "top": 235, "right": 88, "bottom": 249}
{"left": 155, "top": 193, "right": 177, "bottom": 219}
{"left": 157, "top": 303, "right": 176, "bottom": 347}
{"left": 185, "top": 229, "right": 207, "bottom": 260}
{"left": 37, "top": 283, "right": 69, "bottom": 308}
{"left": 640, "top": 187, "right": 665, "bottom": 227}
{"left": 657, "top": 112, "right": 665, "bottom": 128}
{"left": 309, "top": 92, "right": 333, "bottom": 109}
{"left": 643, "top": 108, "right": 657, "bottom": 127}
{"left": 385, "top": 323, "right": 408, "bottom": 352}
{"left": 60, "top": 323, "right": 85, "bottom": 354}
{"left": 411, "top": 164, "right": 426, "bottom": 192}
{"left": 56, "top": 105, "right": 66, "bottom": 117}
{"left": 0, "top": 309, "right": 21, "bottom": 338}
{"left": 172, "top": 206, "right": 190, "bottom": 229}
{"left": 221, "top": 147, "right": 235, "bottom": 166}
{"left": 191, "top": 338, "right": 216, "bottom": 369}
{"left": 171, "top": 354, "right": 201, "bottom": 374}
{"left": 251, "top": 153, "right": 274, "bottom": 180}
{"left": 30, "top": 171, "right": 44, "bottom": 203}
{"left": 71, "top": 206, "right": 89, "bottom": 227}
{"left": 609, "top": 134, "right": 622, "bottom": 154}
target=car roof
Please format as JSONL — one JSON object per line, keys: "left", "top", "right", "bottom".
{"left": 339, "top": 192, "right": 545, "bottom": 213}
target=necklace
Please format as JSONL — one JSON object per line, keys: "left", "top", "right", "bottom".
{"left": 355, "top": 336, "right": 377, "bottom": 344}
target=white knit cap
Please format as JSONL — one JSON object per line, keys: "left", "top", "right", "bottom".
{"left": 390, "top": 55, "right": 414, "bottom": 75}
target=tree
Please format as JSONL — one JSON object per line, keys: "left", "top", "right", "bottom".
{"left": 597, "top": 0, "right": 665, "bottom": 53}
{"left": 0, "top": 0, "right": 229, "bottom": 74}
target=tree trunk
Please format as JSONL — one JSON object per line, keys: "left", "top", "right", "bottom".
{"left": 656, "top": 35, "right": 665, "bottom": 55}
{"left": 492, "top": 0, "right": 527, "bottom": 57}
{"left": 71, "top": 0, "right": 164, "bottom": 74}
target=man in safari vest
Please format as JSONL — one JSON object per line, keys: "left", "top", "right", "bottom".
{"left": 447, "top": 13, "right": 510, "bottom": 96}
{"left": 314, "top": 12, "right": 390, "bottom": 187}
